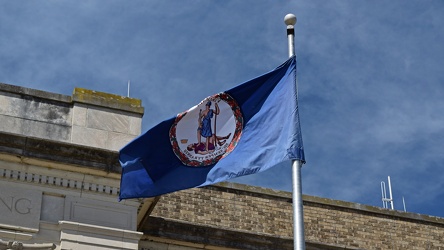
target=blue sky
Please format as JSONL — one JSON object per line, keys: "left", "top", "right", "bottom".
{"left": 1, "top": 1, "right": 443, "bottom": 218}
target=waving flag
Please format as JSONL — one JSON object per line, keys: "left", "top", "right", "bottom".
{"left": 119, "top": 56, "right": 304, "bottom": 200}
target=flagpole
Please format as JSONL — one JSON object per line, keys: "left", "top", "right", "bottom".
{"left": 285, "top": 13, "right": 306, "bottom": 250}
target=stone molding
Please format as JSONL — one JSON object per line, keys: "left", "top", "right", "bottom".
{"left": 0, "top": 132, "right": 122, "bottom": 198}
{"left": 0, "top": 230, "right": 33, "bottom": 242}
{"left": 0, "top": 132, "right": 121, "bottom": 175}
{"left": 0, "top": 240, "right": 55, "bottom": 250}
{"left": 0, "top": 164, "right": 119, "bottom": 197}
{"left": 0, "top": 83, "right": 143, "bottom": 115}
{"left": 72, "top": 88, "right": 144, "bottom": 115}
{"left": 59, "top": 221, "right": 142, "bottom": 250}
{"left": 59, "top": 221, "right": 143, "bottom": 240}
{"left": 0, "top": 83, "right": 71, "bottom": 103}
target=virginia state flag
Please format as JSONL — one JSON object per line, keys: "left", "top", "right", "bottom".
{"left": 119, "top": 56, "right": 304, "bottom": 200}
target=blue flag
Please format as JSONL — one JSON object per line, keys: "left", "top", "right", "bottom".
{"left": 119, "top": 56, "right": 304, "bottom": 200}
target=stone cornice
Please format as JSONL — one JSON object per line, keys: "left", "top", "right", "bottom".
{"left": 0, "top": 131, "right": 156, "bottom": 221}
{"left": 0, "top": 82, "right": 144, "bottom": 115}
{"left": 73, "top": 88, "right": 144, "bottom": 115}
{"left": 0, "top": 131, "right": 121, "bottom": 175}
{"left": 0, "top": 131, "right": 122, "bottom": 197}
{"left": 0, "top": 239, "right": 55, "bottom": 250}
{"left": 0, "top": 82, "right": 71, "bottom": 103}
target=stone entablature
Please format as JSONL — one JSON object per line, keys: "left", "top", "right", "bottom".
{"left": 0, "top": 131, "right": 152, "bottom": 249}
{"left": 0, "top": 82, "right": 143, "bottom": 151}
{"left": 0, "top": 83, "right": 152, "bottom": 249}
{"left": 0, "top": 152, "right": 143, "bottom": 249}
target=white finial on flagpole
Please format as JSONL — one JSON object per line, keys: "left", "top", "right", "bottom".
{"left": 285, "top": 13, "right": 305, "bottom": 250}
{"left": 285, "top": 14, "right": 297, "bottom": 57}
{"left": 284, "top": 13, "right": 297, "bottom": 27}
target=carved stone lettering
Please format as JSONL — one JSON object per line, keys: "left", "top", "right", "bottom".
{"left": 0, "top": 196, "right": 13, "bottom": 212}
{"left": 15, "top": 198, "right": 32, "bottom": 214}
{"left": 0, "top": 182, "right": 42, "bottom": 230}
{"left": 0, "top": 196, "right": 32, "bottom": 214}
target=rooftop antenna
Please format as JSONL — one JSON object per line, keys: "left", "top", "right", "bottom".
{"left": 402, "top": 196, "right": 407, "bottom": 212}
{"left": 127, "top": 80, "right": 131, "bottom": 97}
{"left": 381, "top": 176, "right": 394, "bottom": 210}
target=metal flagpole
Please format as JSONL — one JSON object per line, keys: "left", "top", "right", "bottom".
{"left": 285, "top": 13, "right": 306, "bottom": 250}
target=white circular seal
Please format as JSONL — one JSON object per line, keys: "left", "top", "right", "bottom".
{"left": 170, "top": 92, "right": 243, "bottom": 167}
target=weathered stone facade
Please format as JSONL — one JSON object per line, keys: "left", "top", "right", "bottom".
{"left": 0, "top": 83, "right": 143, "bottom": 151}
{"left": 0, "top": 82, "right": 148, "bottom": 249}
{"left": 1, "top": 82, "right": 443, "bottom": 250}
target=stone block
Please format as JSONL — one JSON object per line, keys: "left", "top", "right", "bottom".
{"left": 64, "top": 196, "right": 137, "bottom": 230}
{"left": 41, "top": 194, "right": 65, "bottom": 223}
{"left": 72, "top": 87, "right": 144, "bottom": 115}
{"left": 86, "top": 107, "right": 129, "bottom": 133}
{"left": 107, "top": 132, "right": 137, "bottom": 151}
{"left": 72, "top": 103, "right": 87, "bottom": 127}
{"left": 0, "top": 115, "right": 23, "bottom": 135}
{"left": 0, "top": 113, "right": 71, "bottom": 142}
{"left": 0, "top": 91, "right": 72, "bottom": 126}
{"left": 0, "top": 182, "right": 42, "bottom": 231}
{"left": 22, "top": 119, "right": 71, "bottom": 142}
{"left": 36, "top": 223, "right": 63, "bottom": 245}
{"left": 0, "top": 91, "right": 21, "bottom": 115}
{"left": 71, "top": 125, "right": 108, "bottom": 149}
{"left": 128, "top": 115, "right": 142, "bottom": 136}
{"left": 59, "top": 221, "right": 142, "bottom": 250}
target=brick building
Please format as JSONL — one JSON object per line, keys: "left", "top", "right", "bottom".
{"left": 0, "top": 82, "right": 443, "bottom": 249}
